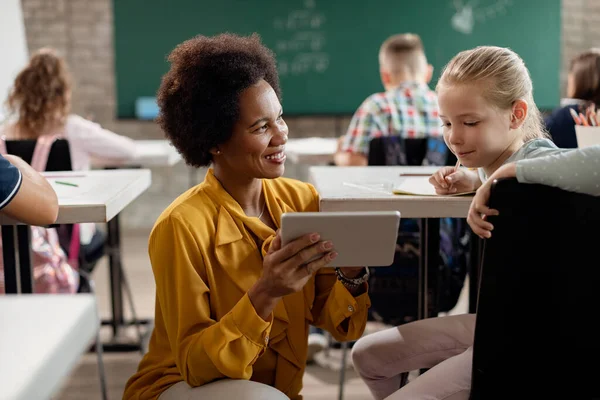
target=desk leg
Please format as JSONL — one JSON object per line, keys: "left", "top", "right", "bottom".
{"left": 107, "top": 215, "right": 124, "bottom": 336}
{"left": 100, "top": 215, "right": 152, "bottom": 352}
{"left": 2, "top": 225, "right": 18, "bottom": 293}
{"left": 418, "top": 218, "right": 440, "bottom": 320}
{"left": 468, "top": 234, "right": 484, "bottom": 314}
{"left": 17, "top": 225, "right": 33, "bottom": 293}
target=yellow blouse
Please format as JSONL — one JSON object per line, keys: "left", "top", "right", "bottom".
{"left": 123, "top": 169, "right": 370, "bottom": 400}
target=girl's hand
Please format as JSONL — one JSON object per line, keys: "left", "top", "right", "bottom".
{"left": 467, "top": 163, "right": 517, "bottom": 238}
{"left": 429, "top": 167, "right": 481, "bottom": 195}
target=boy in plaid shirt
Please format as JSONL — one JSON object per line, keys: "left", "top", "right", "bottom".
{"left": 335, "top": 33, "right": 442, "bottom": 166}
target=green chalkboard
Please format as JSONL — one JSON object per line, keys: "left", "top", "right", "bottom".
{"left": 113, "top": 0, "right": 561, "bottom": 118}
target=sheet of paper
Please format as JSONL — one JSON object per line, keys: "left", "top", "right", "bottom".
{"left": 392, "top": 177, "right": 475, "bottom": 196}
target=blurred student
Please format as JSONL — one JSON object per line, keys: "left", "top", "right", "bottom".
{"left": 1, "top": 47, "right": 136, "bottom": 169}
{"left": 334, "top": 33, "right": 442, "bottom": 166}
{"left": 544, "top": 48, "right": 600, "bottom": 148}
{"left": 0, "top": 47, "right": 137, "bottom": 292}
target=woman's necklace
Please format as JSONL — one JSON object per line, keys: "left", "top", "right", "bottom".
{"left": 256, "top": 200, "right": 266, "bottom": 219}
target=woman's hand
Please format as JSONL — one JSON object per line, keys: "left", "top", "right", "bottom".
{"left": 429, "top": 167, "right": 481, "bottom": 195}
{"left": 255, "top": 231, "right": 336, "bottom": 295}
{"left": 249, "top": 231, "right": 337, "bottom": 320}
{"left": 467, "top": 163, "right": 516, "bottom": 239}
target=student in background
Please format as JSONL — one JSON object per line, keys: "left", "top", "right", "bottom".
{"left": 351, "top": 46, "right": 559, "bottom": 400}
{"left": 334, "top": 33, "right": 442, "bottom": 166}
{"left": 0, "top": 153, "right": 58, "bottom": 226}
{"left": 0, "top": 47, "right": 137, "bottom": 292}
{"left": 1, "top": 47, "right": 137, "bottom": 169}
{"left": 544, "top": 48, "right": 600, "bottom": 148}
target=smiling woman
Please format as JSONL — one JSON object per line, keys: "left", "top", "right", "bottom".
{"left": 122, "top": 33, "right": 371, "bottom": 400}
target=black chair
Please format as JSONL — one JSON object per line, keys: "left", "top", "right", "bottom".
{"left": 470, "top": 178, "right": 600, "bottom": 400}
{"left": 367, "top": 136, "right": 457, "bottom": 167}
{"left": 5, "top": 138, "right": 72, "bottom": 171}
{"left": 366, "top": 136, "right": 466, "bottom": 325}
{"left": 3, "top": 139, "right": 104, "bottom": 276}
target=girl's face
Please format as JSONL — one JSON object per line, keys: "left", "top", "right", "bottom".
{"left": 437, "top": 82, "right": 525, "bottom": 175}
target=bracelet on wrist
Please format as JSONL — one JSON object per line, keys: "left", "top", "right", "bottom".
{"left": 334, "top": 267, "right": 370, "bottom": 289}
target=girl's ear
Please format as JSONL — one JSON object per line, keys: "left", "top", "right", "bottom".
{"left": 510, "top": 99, "right": 528, "bottom": 129}
{"left": 209, "top": 148, "right": 222, "bottom": 156}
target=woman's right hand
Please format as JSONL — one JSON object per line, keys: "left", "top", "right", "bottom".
{"left": 257, "top": 231, "right": 336, "bottom": 299}
{"left": 429, "top": 167, "right": 481, "bottom": 195}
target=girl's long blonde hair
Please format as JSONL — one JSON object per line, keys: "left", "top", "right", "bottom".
{"left": 437, "top": 46, "right": 548, "bottom": 142}
{"left": 5, "top": 48, "right": 72, "bottom": 139}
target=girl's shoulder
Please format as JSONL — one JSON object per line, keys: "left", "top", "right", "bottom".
{"left": 512, "top": 138, "right": 559, "bottom": 162}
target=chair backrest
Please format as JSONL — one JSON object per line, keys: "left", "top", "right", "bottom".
{"left": 470, "top": 178, "right": 600, "bottom": 400}
{"left": 368, "top": 136, "right": 455, "bottom": 167}
{"left": 368, "top": 136, "right": 428, "bottom": 166}
{"left": 4, "top": 139, "right": 72, "bottom": 171}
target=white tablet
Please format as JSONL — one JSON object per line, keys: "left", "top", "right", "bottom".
{"left": 280, "top": 211, "right": 401, "bottom": 267}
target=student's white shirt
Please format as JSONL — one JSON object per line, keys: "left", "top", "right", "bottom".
{"left": 0, "top": 114, "right": 137, "bottom": 171}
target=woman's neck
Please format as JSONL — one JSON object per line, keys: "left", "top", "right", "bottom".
{"left": 212, "top": 167, "right": 264, "bottom": 217}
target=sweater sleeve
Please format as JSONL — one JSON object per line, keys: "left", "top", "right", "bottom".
{"left": 516, "top": 145, "right": 600, "bottom": 196}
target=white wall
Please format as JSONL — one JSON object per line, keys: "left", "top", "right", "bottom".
{"left": 0, "top": 0, "right": 28, "bottom": 120}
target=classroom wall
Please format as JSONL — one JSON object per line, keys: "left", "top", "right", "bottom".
{"left": 18, "top": 0, "right": 600, "bottom": 231}
{"left": 0, "top": 0, "right": 28, "bottom": 120}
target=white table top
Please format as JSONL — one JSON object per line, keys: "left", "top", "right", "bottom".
{"left": 0, "top": 169, "right": 151, "bottom": 225}
{"left": 285, "top": 137, "right": 337, "bottom": 165}
{"left": 92, "top": 139, "right": 182, "bottom": 168}
{"left": 310, "top": 166, "right": 473, "bottom": 218}
{"left": 0, "top": 295, "right": 98, "bottom": 400}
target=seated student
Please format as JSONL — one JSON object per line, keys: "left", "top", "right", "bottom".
{"left": 0, "top": 47, "right": 137, "bottom": 290}
{"left": 1, "top": 47, "right": 137, "bottom": 169}
{"left": 334, "top": 33, "right": 441, "bottom": 166}
{"left": 468, "top": 144, "right": 600, "bottom": 238}
{"left": 122, "top": 33, "right": 370, "bottom": 400}
{"left": 544, "top": 48, "right": 600, "bottom": 148}
{"left": 351, "top": 46, "right": 564, "bottom": 400}
{"left": 0, "top": 153, "right": 58, "bottom": 226}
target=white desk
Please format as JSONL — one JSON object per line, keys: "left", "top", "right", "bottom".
{"left": 309, "top": 166, "right": 479, "bottom": 318}
{"left": 1, "top": 169, "right": 151, "bottom": 350}
{"left": 92, "top": 139, "right": 182, "bottom": 168}
{"left": 310, "top": 166, "right": 473, "bottom": 217}
{"left": 0, "top": 295, "right": 98, "bottom": 400}
{"left": 0, "top": 169, "right": 152, "bottom": 225}
{"left": 285, "top": 137, "right": 337, "bottom": 165}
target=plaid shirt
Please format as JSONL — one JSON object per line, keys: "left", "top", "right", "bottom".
{"left": 341, "top": 82, "right": 442, "bottom": 154}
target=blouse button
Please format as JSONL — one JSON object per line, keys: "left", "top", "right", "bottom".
{"left": 265, "top": 335, "right": 269, "bottom": 345}
{"left": 347, "top": 305, "right": 354, "bottom": 313}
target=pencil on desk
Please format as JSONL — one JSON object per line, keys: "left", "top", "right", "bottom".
{"left": 54, "top": 181, "right": 79, "bottom": 187}
{"left": 453, "top": 158, "right": 461, "bottom": 173}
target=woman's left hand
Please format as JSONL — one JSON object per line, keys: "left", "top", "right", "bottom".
{"left": 337, "top": 267, "right": 366, "bottom": 278}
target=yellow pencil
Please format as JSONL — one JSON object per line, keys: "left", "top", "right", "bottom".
{"left": 453, "top": 158, "right": 461, "bottom": 173}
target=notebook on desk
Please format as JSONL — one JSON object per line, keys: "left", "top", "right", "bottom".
{"left": 392, "top": 177, "right": 475, "bottom": 196}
